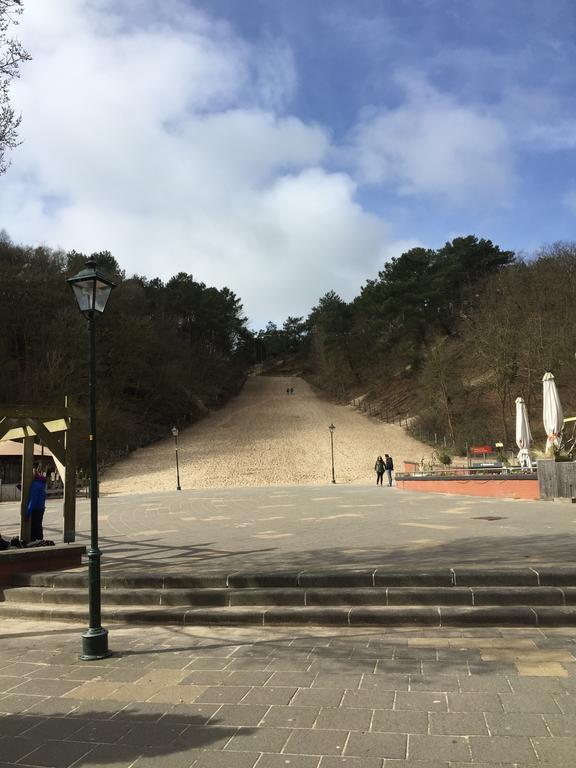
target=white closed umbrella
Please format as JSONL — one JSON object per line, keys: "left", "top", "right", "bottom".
{"left": 543, "top": 371, "right": 564, "bottom": 456}
{"left": 515, "top": 396, "right": 533, "bottom": 468}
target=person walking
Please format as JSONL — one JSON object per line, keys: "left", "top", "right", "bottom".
{"left": 26, "top": 464, "right": 47, "bottom": 541}
{"left": 374, "top": 455, "right": 385, "bottom": 486}
{"left": 384, "top": 454, "right": 394, "bottom": 486}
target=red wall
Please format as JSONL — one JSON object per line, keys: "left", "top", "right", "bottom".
{"left": 396, "top": 477, "right": 540, "bottom": 500}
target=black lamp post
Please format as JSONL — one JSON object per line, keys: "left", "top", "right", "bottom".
{"left": 329, "top": 423, "right": 336, "bottom": 484}
{"left": 172, "top": 426, "right": 181, "bottom": 491}
{"left": 67, "top": 257, "right": 115, "bottom": 661}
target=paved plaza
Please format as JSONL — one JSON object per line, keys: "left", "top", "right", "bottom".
{"left": 2, "top": 484, "right": 575, "bottom": 573}
{"left": 3, "top": 486, "right": 576, "bottom": 764}
{"left": 2, "top": 619, "right": 576, "bottom": 767}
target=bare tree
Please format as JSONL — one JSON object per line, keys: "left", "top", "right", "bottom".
{"left": 0, "top": 0, "right": 30, "bottom": 173}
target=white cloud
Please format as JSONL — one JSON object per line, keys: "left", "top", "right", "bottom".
{"left": 0, "top": 0, "right": 412, "bottom": 328}
{"left": 351, "top": 74, "right": 515, "bottom": 204}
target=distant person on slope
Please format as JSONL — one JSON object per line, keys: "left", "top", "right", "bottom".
{"left": 374, "top": 456, "right": 385, "bottom": 486}
{"left": 384, "top": 454, "right": 394, "bottom": 487}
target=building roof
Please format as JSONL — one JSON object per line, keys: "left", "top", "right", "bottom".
{"left": 0, "top": 440, "right": 52, "bottom": 458}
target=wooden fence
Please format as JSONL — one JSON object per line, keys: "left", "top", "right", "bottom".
{"left": 538, "top": 460, "right": 576, "bottom": 499}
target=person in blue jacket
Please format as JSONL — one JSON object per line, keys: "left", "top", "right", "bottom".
{"left": 27, "top": 465, "right": 47, "bottom": 541}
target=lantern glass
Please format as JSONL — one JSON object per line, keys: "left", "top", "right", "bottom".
{"left": 68, "top": 260, "right": 115, "bottom": 316}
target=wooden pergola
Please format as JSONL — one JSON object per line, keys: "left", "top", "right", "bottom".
{"left": 0, "top": 403, "right": 78, "bottom": 542}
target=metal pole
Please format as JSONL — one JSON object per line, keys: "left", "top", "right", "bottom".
{"left": 175, "top": 433, "right": 181, "bottom": 491}
{"left": 330, "top": 430, "right": 335, "bottom": 484}
{"left": 81, "top": 314, "right": 110, "bottom": 660}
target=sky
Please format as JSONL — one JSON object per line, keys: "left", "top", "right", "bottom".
{"left": 1, "top": 0, "right": 575, "bottom": 329}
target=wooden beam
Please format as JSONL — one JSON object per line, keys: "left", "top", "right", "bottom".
{"left": 19, "top": 437, "right": 34, "bottom": 541}
{"left": 1, "top": 418, "right": 69, "bottom": 442}
{"left": 24, "top": 419, "right": 66, "bottom": 464}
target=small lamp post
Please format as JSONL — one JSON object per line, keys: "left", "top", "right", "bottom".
{"left": 328, "top": 423, "right": 336, "bottom": 484}
{"left": 67, "top": 257, "right": 115, "bottom": 661}
{"left": 172, "top": 426, "right": 181, "bottom": 491}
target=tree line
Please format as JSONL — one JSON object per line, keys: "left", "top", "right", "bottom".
{"left": 257, "top": 237, "right": 576, "bottom": 454}
{"left": 0, "top": 233, "right": 252, "bottom": 466}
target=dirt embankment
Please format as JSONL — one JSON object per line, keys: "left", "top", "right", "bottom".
{"left": 101, "top": 375, "right": 432, "bottom": 494}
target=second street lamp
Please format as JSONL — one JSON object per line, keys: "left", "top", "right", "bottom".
{"left": 329, "top": 423, "right": 336, "bottom": 484}
{"left": 67, "top": 257, "right": 115, "bottom": 661}
{"left": 172, "top": 426, "right": 181, "bottom": 491}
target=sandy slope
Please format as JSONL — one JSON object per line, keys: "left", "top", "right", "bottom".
{"left": 100, "top": 375, "right": 433, "bottom": 493}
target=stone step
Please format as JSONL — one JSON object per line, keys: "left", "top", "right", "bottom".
{"left": 4, "top": 585, "right": 576, "bottom": 608}
{"left": 1, "top": 601, "right": 576, "bottom": 627}
{"left": 12, "top": 565, "right": 576, "bottom": 590}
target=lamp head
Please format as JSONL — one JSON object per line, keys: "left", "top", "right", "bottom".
{"left": 171, "top": 426, "right": 179, "bottom": 437}
{"left": 328, "top": 423, "right": 335, "bottom": 433}
{"left": 67, "top": 257, "right": 116, "bottom": 317}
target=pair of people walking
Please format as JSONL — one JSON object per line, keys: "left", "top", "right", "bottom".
{"left": 375, "top": 454, "right": 394, "bottom": 486}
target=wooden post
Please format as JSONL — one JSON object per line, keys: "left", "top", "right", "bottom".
{"left": 20, "top": 435, "right": 34, "bottom": 541}
{"left": 63, "top": 419, "right": 77, "bottom": 543}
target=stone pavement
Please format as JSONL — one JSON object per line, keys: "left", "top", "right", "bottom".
{"left": 2, "top": 620, "right": 576, "bottom": 767}
{"left": 3, "top": 484, "right": 576, "bottom": 573}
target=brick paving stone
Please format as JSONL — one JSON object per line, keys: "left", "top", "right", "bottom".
{"left": 499, "top": 692, "right": 562, "bottom": 713}
{"left": 314, "top": 707, "right": 372, "bottom": 731}
{"left": 284, "top": 728, "right": 349, "bottom": 756}
{"left": 457, "top": 676, "right": 512, "bottom": 693}
{"left": 371, "top": 709, "right": 428, "bottom": 734}
{"left": 265, "top": 672, "right": 316, "bottom": 687}
{"left": 210, "top": 704, "right": 268, "bottom": 726}
{"left": 386, "top": 761, "right": 448, "bottom": 768}
{"left": 66, "top": 718, "right": 137, "bottom": 744}
{"left": 394, "top": 692, "right": 447, "bottom": 712}
{"left": 16, "top": 739, "right": 94, "bottom": 767}
{"left": 118, "top": 721, "right": 189, "bottom": 746}
{"left": 261, "top": 705, "right": 320, "bottom": 728}
{"left": 66, "top": 743, "right": 138, "bottom": 768}
{"left": 170, "top": 725, "right": 238, "bottom": 751}
{"left": 183, "top": 750, "right": 261, "bottom": 767}
{"left": 469, "top": 735, "right": 539, "bottom": 763}
{"left": 484, "top": 711, "right": 549, "bottom": 736}
{"left": 291, "top": 689, "right": 344, "bottom": 708}
{"left": 446, "top": 692, "right": 504, "bottom": 712}
{"left": 0, "top": 736, "right": 37, "bottom": 763}
{"left": 507, "top": 676, "right": 566, "bottom": 694}
{"left": 344, "top": 730, "right": 406, "bottom": 758}
{"left": 225, "top": 725, "right": 291, "bottom": 753}
{"left": 181, "top": 671, "right": 232, "bottom": 686}
{"left": 429, "top": 711, "right": 488, "bottom": 735}
{"left": 320, "top": 756, "right": 382, "bottom": 767}
{"left": 256, "top": 755, "right": 320, "bottom": 768}
{"left": 129, "top": 747, "right": 200, "bottom": 768}
{"left": 161, "top": 703, "right": 221, "bottom": 724}
{"left": 531, "top": 735, "right": 576, "bottom": 763}
{"left": 408, "top": 734, "right": 471, "bottom": 762}
{"left": 375, "top": 661, "right": 422, "bottom": 674}
{"left": 360, "top": 674, "right": 409, "bottom": 691}
{"left": 0, "top": 676, "right": 25, "bottom": 693}
{"left": 340, "top": 690, "right": 393, "bottom": 709}
{"left": 312, "top": 674, "right": 363, "bottom": 689}
{"left": 224, "top": 670, "right": 274, "bottom": 686}
{"left": 241, "top": 687, "right": 298, "bottom": 706}
{"left": 196, "top": 686, "right": 252, "bottom": 704}
{"left": 0, "top": 693, "right": 46, "bottom": 713}
{"left": 408, "top": 675, "right": 460, "bottom": 692}
{"left": 543, "top": 713, "right": 576, "bottom": 735}
{"left": 553, "top": 695, "right": 576, "bottom": 714}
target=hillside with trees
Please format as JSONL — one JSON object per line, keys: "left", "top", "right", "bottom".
{"left": 257, "top": 237, "right": 576, "bottom": 456}
{"left": 0, "top": 233, "right": 252, "bottom": 466}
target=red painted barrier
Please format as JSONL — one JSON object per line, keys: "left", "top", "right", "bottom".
{"left": 396, "top": 477, "right": 539, "bottom": 500}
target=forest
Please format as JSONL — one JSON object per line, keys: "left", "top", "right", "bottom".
{"left": 258, "top": 237, "right": 576, "bottom": 456}
{"left": 0, "top": 232, "right": 252, "bottom": 466}
{"left": 2, "top": 230, "right": 576, "bottom": 468}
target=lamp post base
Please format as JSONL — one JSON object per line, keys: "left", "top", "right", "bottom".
{"left": 80, "top": 628, "right": 111, "bottom": 661}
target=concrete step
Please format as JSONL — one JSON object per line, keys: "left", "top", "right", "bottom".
{"left": 8, "top": 566, "right": 576, "bottom": 626}
{"left": 1, "top": 601, "right": 576, "bottom": 627}
{"left": 12, "top": 565, "right": 576, "bottom": 590}
{"left": 3, "top": 585, "right": 576, "bottom": 608}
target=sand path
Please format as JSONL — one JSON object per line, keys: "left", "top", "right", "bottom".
{"left": 101, "top": 375, "right": 432, "bottom": 494}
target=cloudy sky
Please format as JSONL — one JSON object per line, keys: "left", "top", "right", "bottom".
{"left": 1, "top": 0, "right": 575, "bottom": 328}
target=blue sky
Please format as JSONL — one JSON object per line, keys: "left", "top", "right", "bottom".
{"left": 1, "top": 0, "right": 575, "bottom": 328}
